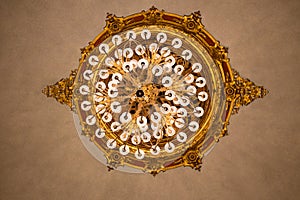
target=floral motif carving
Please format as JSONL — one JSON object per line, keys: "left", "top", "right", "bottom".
{"left": 182, "top": 148, "right": 203, "bottom": 171}
{"left": 228, "top": 69, "right": 269, "bottom": 115}
{"left": 105, "top": 150, "right": 125, "bottom": 169}
{"left": 182, "top": 10, "right": 204, "bottom": 33}
{"left": 142, "top": 6, "right": 164, "bottom": 24}
{"left": 105, "top": 13, "right": 125, "bottom": 34}
{"left": 42, "top": 69, "right": 77, "bottom": 108}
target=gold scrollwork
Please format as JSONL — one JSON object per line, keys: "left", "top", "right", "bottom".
{"left": 182, "top": 149, "right": 203, "bottom": 171}
{"left": 182, "top": 10, "right": 203, "bottom": 33}
{"left": 42, "top": 69, "right": 77, "bottom": 108}
{"left": 105, "top": 13, "right": 125, "bottom": 35}
{"left": 105, "top": 150, "right": 125, "bottom": 170}
{"left": 229, "top": 69, "right": 269, "bottom": 115}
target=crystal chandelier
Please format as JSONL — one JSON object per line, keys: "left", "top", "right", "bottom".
{"left": 42, "top": 7, "right": 268, "bottom": 176}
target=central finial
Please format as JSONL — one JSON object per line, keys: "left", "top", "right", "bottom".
{"left": 136, "top": 89, "right": 144, "bottom": 97}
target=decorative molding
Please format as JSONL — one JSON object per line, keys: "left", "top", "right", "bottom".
{"left": 227, "top": 69, "right": 269, "bottom": 115}
{"left": 42, "top": 69, "right": 77, "bottom": 108}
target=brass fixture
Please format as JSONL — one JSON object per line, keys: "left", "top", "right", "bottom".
{"left": 43, "top": 7, "right": 268, "bottom": 176}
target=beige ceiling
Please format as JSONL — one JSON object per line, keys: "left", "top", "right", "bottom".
{"left": 0, "top": 0, "right": 299, "bottom": 199}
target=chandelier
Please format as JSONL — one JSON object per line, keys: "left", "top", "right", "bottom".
{"left": 42, "top": 7, "right": 268, "bottom": 176}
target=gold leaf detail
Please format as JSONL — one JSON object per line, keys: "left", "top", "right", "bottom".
{"left": 231, "top": 69, "right": 269, "bottom": 114}
{"left": 182, "top": 149, "right": 203, "bottom": 171}
{"left": 42, "top": 69, "right": 77, "bottom": 108}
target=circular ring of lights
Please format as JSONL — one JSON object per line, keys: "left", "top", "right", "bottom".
{"left": 43, "top": 7, "right": 268, "bottom": 175}
{"left": 72, "top": 8, "right": 226, "bottom": 174}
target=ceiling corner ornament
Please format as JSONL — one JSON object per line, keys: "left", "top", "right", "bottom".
{"left": 43, "top": 7, "right": 268, "bottom": 176}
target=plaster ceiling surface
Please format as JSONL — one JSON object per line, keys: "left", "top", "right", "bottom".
{"left": 0, "top": 0, "right": 299, "bottom": 200}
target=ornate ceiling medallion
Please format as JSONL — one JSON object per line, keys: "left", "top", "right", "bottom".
{"left": 42, "top": 7, "right": 268, "bottom": 176}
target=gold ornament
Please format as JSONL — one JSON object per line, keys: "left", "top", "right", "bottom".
{"left": 43, "top": 7, "right": 268, "bottom": 176}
